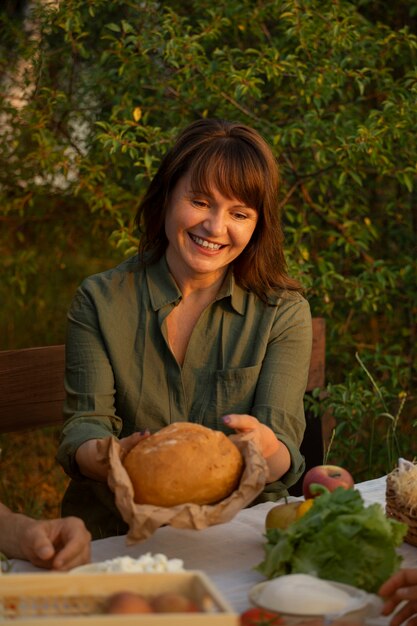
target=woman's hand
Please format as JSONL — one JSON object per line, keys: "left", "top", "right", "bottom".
{"left": 222, "top": 414, "right": 290, "bottom": 483}
{"left": 75, "top": 431, "right": 150, "bottom": 481}
{"left": 118, "top": 431, "right": 150, "bottom": 460}
{"left": 379, "top": 569, "right": 417, "bottom": 626}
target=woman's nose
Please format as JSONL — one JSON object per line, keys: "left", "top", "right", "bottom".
{"left": 203, "top": 210, "right": 227, "bottom": 236}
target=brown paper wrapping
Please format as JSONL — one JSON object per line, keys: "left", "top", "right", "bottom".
{"left": 98, "top": 432, "right": 268, "bottom": 544}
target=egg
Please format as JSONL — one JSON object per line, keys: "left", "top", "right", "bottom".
{"left": 151, "top": 591, "right": 199, "bottom": 613}
{"left": 105, "top": 591, "right": 153, "bottom": 614}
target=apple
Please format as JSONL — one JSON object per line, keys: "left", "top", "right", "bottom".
{"left": 302, "top": 465, "right": 354, "bottom": 499}
{"left": 265, "top": 502, "right": 301, "bottom": 530}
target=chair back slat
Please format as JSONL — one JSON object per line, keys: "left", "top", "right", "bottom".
{"left": 0, "top": 345, "right": 65, "bottom": 433}
{"left": 306, "top": 317, "right": 326, "bottom": 391}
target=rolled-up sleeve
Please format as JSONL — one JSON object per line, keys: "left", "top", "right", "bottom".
{"left": 252, "top": 295, "right": 312, "bottom": 493}
{"left": 57, "top": 282, "right": 123, "bottom": 479}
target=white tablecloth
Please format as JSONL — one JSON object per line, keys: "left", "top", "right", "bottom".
{"left": 9, "top": 476, "right": 417, "bottom": 616}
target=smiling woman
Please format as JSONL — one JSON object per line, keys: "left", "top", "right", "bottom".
{"left": 164, "top": 172, "right": 258, "bottom": 291}
{"left": 56, "top": 119, "right": 313, "bottom": 539}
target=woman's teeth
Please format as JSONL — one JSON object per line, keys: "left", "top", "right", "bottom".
{"left": 190, "top": 234, "right": 222, "bottom": 250}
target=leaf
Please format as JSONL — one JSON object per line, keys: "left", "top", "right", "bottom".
{"left": 106, "top": 22, "right": 121, "bottom": 32}
{"left": 133, "top": 107, "right": 142, "bottom": 122}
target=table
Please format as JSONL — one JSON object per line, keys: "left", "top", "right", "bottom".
{"left": 9, "top": 476, "right": 417, "bottom": 617}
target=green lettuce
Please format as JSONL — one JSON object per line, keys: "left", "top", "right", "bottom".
{"left": 256, "top": 487, "right": 407, "bottom": 593}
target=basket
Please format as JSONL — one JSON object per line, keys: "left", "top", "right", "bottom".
{"left": 0, "top": 571, "right": 238, "bottom": 625}
{"left": 386, "top": 470, "right": 417, "bottom": 547}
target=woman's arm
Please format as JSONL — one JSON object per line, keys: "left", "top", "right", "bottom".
{"left": 225, "top": 297, "right": 312, "bottom": 485}
{"left": 57, "top": 281, "right": 125, "bottom": 479}
{"left": 74, "top": 432, "right": 150, "bottom": 481}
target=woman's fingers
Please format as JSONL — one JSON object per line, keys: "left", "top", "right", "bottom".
{"left": 222, "top": 414, "right": 280, "bottom": 458}
{"left": 222, "top": 413, "right": 259, "bottom": 431}
{"left": 119, "top": 431, "right": 150, "bottom": 459}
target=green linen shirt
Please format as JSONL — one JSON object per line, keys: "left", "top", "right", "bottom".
{"left": 57, "top": 254, "right": 312, "bottom": 539}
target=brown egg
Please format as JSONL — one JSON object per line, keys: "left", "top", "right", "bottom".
{"left": 151, "top": 591, "right": 199, "bottom": 613}
{"left": 106, "top": 591, "right": 153, "bottom": 614}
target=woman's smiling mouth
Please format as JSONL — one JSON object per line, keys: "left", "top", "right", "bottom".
{"left": 189, "top": 233, "right": 225, "bottom": 251}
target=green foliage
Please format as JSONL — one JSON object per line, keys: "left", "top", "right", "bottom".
{"left": 307, "top": 351, "right": 414, "bottom": 481}
{"left": 1, "top": 0, "right": 416, "bottom": 478}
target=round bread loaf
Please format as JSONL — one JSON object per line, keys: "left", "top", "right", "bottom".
{"left": 123, "top": 422, "right": 244, "bottom": 507}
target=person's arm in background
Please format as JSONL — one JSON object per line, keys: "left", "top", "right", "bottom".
{"left": 0, "top": 502, "right": 91, "bottom": 570}
{"left": 379, "top": 568, "right": 417, "bottom": 626}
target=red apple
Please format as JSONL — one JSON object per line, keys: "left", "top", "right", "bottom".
{"left": 302, "top": 464, "right": 354, "bottom": 499}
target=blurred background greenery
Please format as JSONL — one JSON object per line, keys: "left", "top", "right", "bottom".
{"left": 0, "top": 0, "right": 416, "bottom": 516}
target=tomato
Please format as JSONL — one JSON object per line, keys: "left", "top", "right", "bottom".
{"left": 240, "top": 607, "right": 284, "bottom": 626}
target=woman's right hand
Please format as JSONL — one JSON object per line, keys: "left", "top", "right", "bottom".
{"left": 75, "top": 431, "right": 150, "bottom": 482}
{"left": 119, "top": 431, "right": 150, "bottom": 460}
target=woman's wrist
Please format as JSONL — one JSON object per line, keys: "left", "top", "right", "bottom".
{"left": 75, "top": 439, "right": 108, "bottom": 482}
{"left": 265, "top": 439, "right": 291, "bottom": 483}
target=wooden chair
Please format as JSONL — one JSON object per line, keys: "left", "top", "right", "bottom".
{"left": 0, "top": 344, "right": 65, "bottom": 433}
{"left": 0, "top": 318, "right": 326, "bottom": 435}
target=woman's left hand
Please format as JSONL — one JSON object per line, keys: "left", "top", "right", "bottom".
{"left": 222, "top": 414, "right": 290, "bottom": 482}
{"left": 222, "top": 414, "right": 278, "bottom": 458}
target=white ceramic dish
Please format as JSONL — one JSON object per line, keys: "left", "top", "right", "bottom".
{"left": 249, "top": 575, "right": 383, "bottom": 623}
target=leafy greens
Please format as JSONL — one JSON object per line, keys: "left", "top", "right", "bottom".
{"left": 256, "top": 487, "right": 407, "bottom": 593}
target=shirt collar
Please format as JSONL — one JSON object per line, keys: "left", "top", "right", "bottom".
{"left": 146, "top": 254, "right": 246, "bottom": 315}
{"left": 214, "top": 267, "right": 246, "bottom": 315}
{"left": 146, "top": 255, "right": 182, "bottom": 311}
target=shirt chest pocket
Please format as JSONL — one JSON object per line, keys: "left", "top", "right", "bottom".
{"left": 198, "top": 364, "right": 262, "bottom": 429}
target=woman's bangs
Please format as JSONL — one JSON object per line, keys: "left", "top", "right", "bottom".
{"left": 188, "top": 142, "right": 266, "bottom": 211}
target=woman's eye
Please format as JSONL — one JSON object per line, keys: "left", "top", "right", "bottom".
{"left": 192, "top": 199, "right": 209, "bottom": 208}
{"left": 234, "top": 212, "right": 248, "bottom": 220}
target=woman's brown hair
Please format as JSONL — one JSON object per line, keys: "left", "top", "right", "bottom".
{"left": 135, "top": 118, "right": 301, "bottom": 301}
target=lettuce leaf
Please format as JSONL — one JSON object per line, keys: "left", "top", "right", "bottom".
{"left": 256, "top": 487, "right": 407, "bottom": 592}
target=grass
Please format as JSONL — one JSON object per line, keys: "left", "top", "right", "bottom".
{"left": 0, "top": 426, "right": 68, "bottom": 519}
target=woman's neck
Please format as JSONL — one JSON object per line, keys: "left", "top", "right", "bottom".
{"left": 166, "top": 257, "right": 228, "bottom": 300}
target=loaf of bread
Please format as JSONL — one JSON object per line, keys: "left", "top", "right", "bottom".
{"left": 123, "top": 422, "right": 244, "bottom": 507}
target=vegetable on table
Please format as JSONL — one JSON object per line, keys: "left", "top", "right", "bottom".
{"left": 240, "top": 607, "right": 284, "bottom": 626}
{"left": 256, "top": 487, "right": 407, "bottom": 593}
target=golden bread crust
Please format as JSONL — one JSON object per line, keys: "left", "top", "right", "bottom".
{"left": 123, "top": 422, "right": 244, "bottom": 507}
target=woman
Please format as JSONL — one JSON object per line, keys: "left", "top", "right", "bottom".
{"left": 57, "top": 118, "right": 312, "bottom": 538}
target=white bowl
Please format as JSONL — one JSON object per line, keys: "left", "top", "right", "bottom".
{"left": 249, "top": 575, "right": 383, "bottom": 623}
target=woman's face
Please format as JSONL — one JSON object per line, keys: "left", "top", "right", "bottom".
{"left": 165, "top": 172, "right": 258, "bottom": 284}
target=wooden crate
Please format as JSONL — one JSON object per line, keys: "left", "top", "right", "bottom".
{"left": 0, "top": 570, "right": 238, "bottom": 625}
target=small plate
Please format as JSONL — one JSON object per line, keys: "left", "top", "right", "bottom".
{"left": 249, "top": 575, "right": 382, "bottom": 621}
